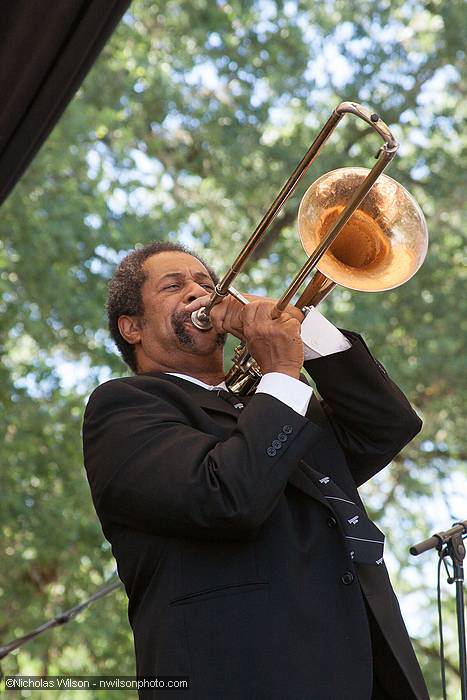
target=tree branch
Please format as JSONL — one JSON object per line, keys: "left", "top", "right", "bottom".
{"left": 413, "top": 639, "right": 460, "bottom": 678}
{"left": 249, "top": 208, "right": 297, "bottom": 262}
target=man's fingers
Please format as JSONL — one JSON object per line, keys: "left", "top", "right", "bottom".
{"left": 185, "top": 295, "right": 211, "bottom": 312}
{"left": 271, "top": 306, "right": 283, "bottom": 320}
{"left": 185, "top": 293, "right": 303, "bottom": 321}
{"left": 286, "top": 305, "right": 305, "bottom": 322}
{"left": 207, "top": 295, "right": 245, "bottom": 336}
{"left": 242, "top": 300, "right": 294, "bottom": 324}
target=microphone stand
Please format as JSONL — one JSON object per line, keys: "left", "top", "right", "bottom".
{"left": 411, "top": 520, "right": 467, "bottom": 700}
{"left": 0, "top": 576, "right": 121, "bottom": 664}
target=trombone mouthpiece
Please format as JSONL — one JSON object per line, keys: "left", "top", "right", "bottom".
{"left": 191, "top": 307, "right": 213, "bottom": 330}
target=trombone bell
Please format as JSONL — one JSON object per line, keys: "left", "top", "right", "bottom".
{"left": 298, "top": 167, "right": 428, "bottom": 292}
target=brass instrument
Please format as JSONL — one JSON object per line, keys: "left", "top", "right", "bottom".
{"left": 191, "top": 101, "right": 428, "bottom": 395}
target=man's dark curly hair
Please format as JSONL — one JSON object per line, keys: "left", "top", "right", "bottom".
{"left": 107, "top": 241, "right": 218, "bottom": 373}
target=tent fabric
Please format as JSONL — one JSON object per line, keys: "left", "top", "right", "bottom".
{"left": 0, "top": 0, "right": 131, "bottom": 207}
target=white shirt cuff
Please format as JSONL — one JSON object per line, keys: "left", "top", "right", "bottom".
{"left": 301, "top": 306, "right": 351, "bottom": 360}
{"left": 255, "top": 372, "right": 313, "bottom": 416}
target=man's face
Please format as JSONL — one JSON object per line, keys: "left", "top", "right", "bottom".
{"left": 122, "top": 251, "right": 226, "bottom": 372}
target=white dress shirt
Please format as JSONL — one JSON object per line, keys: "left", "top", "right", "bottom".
{"left": 167, "top": 307, "right": 351, "bottom": 417}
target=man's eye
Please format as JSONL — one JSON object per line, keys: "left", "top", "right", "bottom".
{"left": 163, "top": 284, "right": 179, "bottom": 290}
{"left": 202, "top": 284, "right": 215, "bottom": 291}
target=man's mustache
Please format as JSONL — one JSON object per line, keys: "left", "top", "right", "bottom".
{"left": 171, "top": 310, "right": 226, "bottom": 348}
{"left": 173, "top": 310, "right": 195, "bottom": 324}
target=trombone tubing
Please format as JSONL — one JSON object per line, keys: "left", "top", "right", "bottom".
{"left": 197, "top": 101, "right": 399, "bottom": 320}
{"left": 274, "top": 141, "right": 398, "bottom": 313}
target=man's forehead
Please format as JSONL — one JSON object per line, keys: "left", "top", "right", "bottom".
{"left": 143, "top": 251, "right": 212, "bottom": 281}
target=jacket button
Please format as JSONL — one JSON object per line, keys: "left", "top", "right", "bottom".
{"left": 272, "top": 439, "right": 282, "bottom": 450}
{"left": 277, "top": 432, "right": 287, "bottom": 442}
{"left": 341, "top": 572, "right": 354, "bottom": 585}
{"left": 283, "top": 425, "right": 293, "bottom": 434}
{"left": 327, "top": 517, "right": 338, "bottom": 528}
{"left": 266, "top": 447, "right": 277, "bottom": 457}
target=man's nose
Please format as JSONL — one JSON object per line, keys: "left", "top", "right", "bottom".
{"left": 184, "top": 281, "right": 210, "bottom": 303}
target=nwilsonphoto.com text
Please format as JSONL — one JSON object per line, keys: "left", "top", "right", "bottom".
{"left": 3, "top": 676, "right": 189, "bottom": 691}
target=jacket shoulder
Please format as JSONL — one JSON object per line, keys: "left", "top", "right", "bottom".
{"left": 84, "top": 373, "right": 191, "bottom": 421}
{"left": 86, "top": 372, "right": 185, "bottom": 399}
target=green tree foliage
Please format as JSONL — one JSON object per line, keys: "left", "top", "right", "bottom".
{"left": 1, "top": 1, "right": 465, "bottom": 697}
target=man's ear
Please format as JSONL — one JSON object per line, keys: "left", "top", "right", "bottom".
{"left": 118, "top": 315, "right": 143, "bottom": 345}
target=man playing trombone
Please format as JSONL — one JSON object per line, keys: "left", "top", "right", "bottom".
{"left": 83, "top": 240, "right": 430, "bottom": 700}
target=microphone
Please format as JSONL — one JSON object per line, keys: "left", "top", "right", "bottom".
{"left": 410, "top": 520, "right": 467, "bottom": 556}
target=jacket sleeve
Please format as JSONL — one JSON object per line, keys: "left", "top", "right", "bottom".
{"left": 82, "top": 379, "right": 322, "bottom": 541}
{"left": 304, "top": 330, "right": 422, "bottom": 487}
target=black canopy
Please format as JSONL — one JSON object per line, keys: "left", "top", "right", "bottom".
{"left": 0, "top": 0, "right": 131, "bottom": 207}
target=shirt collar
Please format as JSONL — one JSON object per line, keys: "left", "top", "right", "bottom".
{"left": 165, "top": 372, "right": 228, "bottom": 392}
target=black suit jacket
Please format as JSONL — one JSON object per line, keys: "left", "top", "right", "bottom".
{"left": 83, "top": 331, "right": 430, "bottom": 700}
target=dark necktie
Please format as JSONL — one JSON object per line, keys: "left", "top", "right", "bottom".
{"left": 310, "top": 467, "right": 385, "bottom": 566}
{"left": 215, "top": 388, "right": 248, "bottom": 411}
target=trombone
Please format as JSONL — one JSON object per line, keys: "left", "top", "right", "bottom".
{"left": 191, "top": 101, "right": 428, "bottom": 395}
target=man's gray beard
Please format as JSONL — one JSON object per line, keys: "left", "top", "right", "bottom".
{"left": 171, "top": 310, "right": 226, "bottom": 350}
